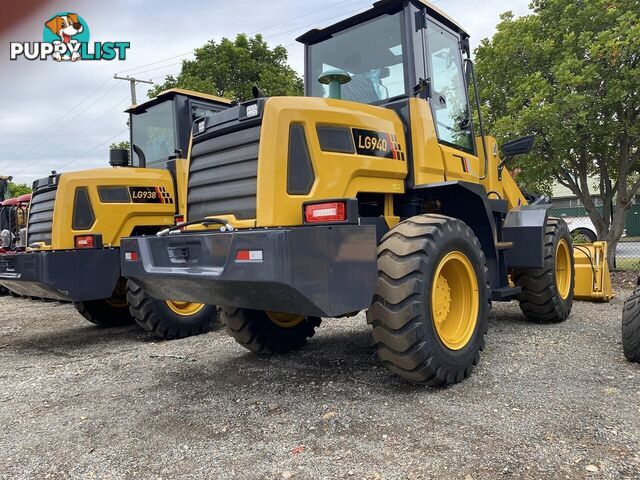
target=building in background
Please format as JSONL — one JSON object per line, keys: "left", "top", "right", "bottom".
{"left": 549, "top": 181, "right": 640, "bottom": 239}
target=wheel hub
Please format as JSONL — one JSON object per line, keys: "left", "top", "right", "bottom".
{"left": 266, "top": 311, "right": 305, "bottom": 328}
{"left": 433, "top": 276, "right": 451, "bottom": 326}
{"left": 165, "top": 301, "right": 206, "bottom": 317}
{"left": 555, "top": 239, "right": 572, "bottom": 300}
{"left": 430, "top": 251, "right": 479, "bottom": 351}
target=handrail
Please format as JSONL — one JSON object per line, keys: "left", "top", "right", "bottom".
{"left": 464, "top": 58, "right": 489, "bottom": 180}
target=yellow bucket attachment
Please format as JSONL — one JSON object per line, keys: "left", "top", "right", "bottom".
{"left": 573, "top": 242, "right": 614, "bottom": 302}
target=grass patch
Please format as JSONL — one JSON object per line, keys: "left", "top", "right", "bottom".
{"left": 615, "top": 258, "right": 640, "bottom": 271}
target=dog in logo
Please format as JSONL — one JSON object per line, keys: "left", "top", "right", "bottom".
{"left": 45, "top": 13, "right": 83, "bottom": 61}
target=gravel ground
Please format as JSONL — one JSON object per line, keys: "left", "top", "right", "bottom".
{"left": 0, "top": 290, "right": 639, "bottom": 480}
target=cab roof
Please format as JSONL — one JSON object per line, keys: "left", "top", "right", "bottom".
{"left": 126, "top": 88, "right": 231, "bottom": 114}
{"left": 297, "top": 0, "right": 468, "bottom": 45}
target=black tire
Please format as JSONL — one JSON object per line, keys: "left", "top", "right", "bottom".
{"left": 0, "top": 285, "right": 8, "bottom": 296}
{"left": 622, "top": 286, "right": 640, "bottom": 363}
{"left": 220, "top": 307, "right": 321, "bottom": 354}
{"left": 513, "top": 218, "right": 574, "bottom": 323}
{"left": 126, "top": 280, "right": 216, "bottom": 339}
{"left": 572, "top": 227, "right": 597, "bottom": 244}
{"left": 73, "top": 299, "right": 134, "bottom": 327}
{"left": 74, "top": 279, "right": 134, "bottom": 327}
{"left": 366, "top": 214, "right": 491, "bottom": 387}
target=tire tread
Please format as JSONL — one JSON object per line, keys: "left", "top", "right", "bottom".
{"left": 366, "top": 214, "right": 491, "bottom": 387}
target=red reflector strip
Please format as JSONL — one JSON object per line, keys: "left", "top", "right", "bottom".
{"left": 74, "top": 236, "right": 94, "bottom": 249}
{"left": 235, "top": 250, "right": 263, "bottom": 262}
{"left": 125, "top": 251, "right": 139, "bottom": 262}
{"left": 305, "top": 202, "right": 346, "bottom": 223}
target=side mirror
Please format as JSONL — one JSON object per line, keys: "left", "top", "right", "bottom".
{"left": 501, "top": 135, "right": 535, "bottom": 157}
{"left": 252, "top": 85, "right": 267, "bottom": 99}
{"left": 497, "top": 135, "right": 535, "bottom": 181}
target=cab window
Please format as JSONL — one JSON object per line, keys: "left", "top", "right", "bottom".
{"left": 191, "top": 103, "right": 221, "bottom": 122}
{"left": 130, "top": 101, "right": 178, "bottom": 168}
{"left": 426, "top": 21, "right": 474, "bottom": 153}
{"left": 309, "top": 12, "right": 406, "bottom": 104}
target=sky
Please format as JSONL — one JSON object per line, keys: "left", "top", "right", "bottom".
{"left": 0, "top": 0, "right": 530, "bottom": 186}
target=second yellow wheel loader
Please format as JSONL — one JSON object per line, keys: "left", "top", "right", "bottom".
{"left": 122, "top": 0, "right": 581, "bottom": 384}
{"left": 0, "top": 89, "right": 227, "bottom": 339}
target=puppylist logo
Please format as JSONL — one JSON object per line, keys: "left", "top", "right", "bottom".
{"left": 10, "top": 12, "right": 130, "bottom": 62}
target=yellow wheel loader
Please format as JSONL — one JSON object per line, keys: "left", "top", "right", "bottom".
{"left": 0, "top": 89, "right": 228, "bottom": 339}
{"left": 120, "top": 1, "right": 602, "bottom": 384}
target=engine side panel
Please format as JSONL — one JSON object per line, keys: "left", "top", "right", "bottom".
{"left": 256, "top": 97, "right": 408, "bottom": 227}
{"left": 41, "top": 167, "right": 176, "bottom": 250}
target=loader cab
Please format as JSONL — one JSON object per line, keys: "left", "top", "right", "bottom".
{"left": 127, "top": 89, "right": 231, "bottom": 215}
{"left": 127, "top": 89, "right": 230, "bottom": 169}
{"left": 299, "top": 0, "right": 477, "bottom": 155}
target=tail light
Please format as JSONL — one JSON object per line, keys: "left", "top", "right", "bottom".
{"left": 75, "top": 235, "right": 97, "bottom": 249}
{"left": 175, "top": 215, "right": 184, "bottom": 225}
{"left": 304, "top": 202, "right": 346, "bottom": 223}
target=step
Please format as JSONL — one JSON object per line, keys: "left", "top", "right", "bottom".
{"left": 491, "top": 286, "right": 522, "bottom": 301}
{"left": 495, "top": 241, "right": 514, "bottom": 251}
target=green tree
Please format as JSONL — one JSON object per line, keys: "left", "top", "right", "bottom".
{"left": 475, "top": 0, "right": 640, "bottom": 266}
{"left": 149, "top": 34, "right": 304, "bottom": 102}
{"left": 9, "top": 182, "right": 31, "bottom": 197}
{"left": 110, "top": 141, "right": 130, "bottom": 151}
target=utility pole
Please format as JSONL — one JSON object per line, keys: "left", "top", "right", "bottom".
{"left": 113, "top": 75, "right": 154, "bottom": 106}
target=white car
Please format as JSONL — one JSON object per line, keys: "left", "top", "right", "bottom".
{"left": 561, "top": 215, "right": 626, "bottom": 243}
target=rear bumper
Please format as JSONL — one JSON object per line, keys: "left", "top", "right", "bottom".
{"left": 0, "top": 249, "right": 121, "bottom": 302}
{"left": 120, "top": 225, "right": 378, "bottom": 317}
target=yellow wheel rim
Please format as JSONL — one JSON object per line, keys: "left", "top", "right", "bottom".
{"left": 555, "top": 239, "right": 571, "bottom": 300}
{"left": 431, "top": 251, "right": 479, "bottom": 351}
{"left": 165, "top": 301, "right": 206, "bottom": 317}
{"left": 266, "top": 311, "right": 305, "bottom": 328}
{"left": 106, "top": 280, "right": 128, "bottom": 308}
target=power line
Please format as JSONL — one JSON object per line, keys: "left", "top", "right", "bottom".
{"left": 9, "top": 3, "right": 374, "bottom": 175}
{"left": 57, "top": 128, "right": 130, "bottom": 171}
{"left": 113, "top": 75, "right": 154, "bottom": 105}
{"left": 1, "top": 76, "right": 113, "bottom": 166}
{"left": 12, "top": 86, "right": 140, "bottom": 178}
{"left": 3, "top": 81, "right": 123, "bottom": 169}
{"left": 13, "top": 127, "right": 130, "bottom": 178}
{"left": 115, "top": 0, "right": 369, "bottom": 77}
{"left": 15, "top": 0, "right": 452, "bottom": 180}
{"left": 52, "top": 94, "right": 131, "bottom": 150}
{"left": 132, "top": 1, "right": 374, "bottom": 84}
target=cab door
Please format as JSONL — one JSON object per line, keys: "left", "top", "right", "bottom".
{"left": 424, "top": 19, "right": 479, "bottom": 182}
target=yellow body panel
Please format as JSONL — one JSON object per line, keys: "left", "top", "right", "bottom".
{"left": 190, "top": 96, "right": 532, "bottom": 231}
{"left": 440, "top": 144, "right": 480, "bottom": 183}
{"left": 174, "top": 158, "right": 189, "bottom": 217}
{"left": 44, "top": 167, "right": 176, "bottom": 250}
{"left": 408, "top": 98, "right": 480, "bottom": 186}
{"left": 573, "top": 242, "right": 614, "bottom": 302}
{"left": 254, "top": 97, "right": 407, "bottom": 227}
{"left": 409, "top": 98, "right": 446, "bottom": 185}
{"left": 478, "top": 136, "right": 528, "bottom": 210}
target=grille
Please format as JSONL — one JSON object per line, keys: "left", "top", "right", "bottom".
{"left": 187, "top": 125, "right": 260, "bottom": 221}
{"left": 27, "top": 183, "right": 57, "bottom": 245}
